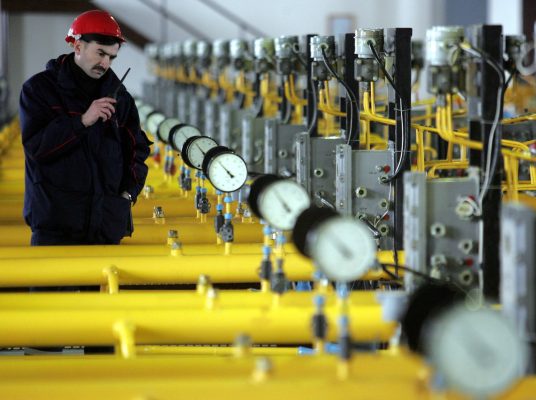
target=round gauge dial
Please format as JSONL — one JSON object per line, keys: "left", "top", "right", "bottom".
{"left": 170, "top": 124, "right": 202, "bottom": 152}
{"left": 182, "top": 136, "right": 218, "bottom": 169}
{"left": 292, "top": 206, "right": 337, "bottom": 257}
{"left": 248, "top": 174, "right": 280, "bottom": 219}
{"left": 145, "top": 112, "right": 166, "bottom": 139}
{"left": 309, "top": 216, "right": 376, "bottom": 282}
{"left": 258, "top": 179, "right": 311, "bottom": 231}
{"left": 203, "top": 147, "right": 248, "bottom": 192}
{"left": 426, "top": 306, "right": 526, "bottom": 397}
{"left": 157, "top": 118, "right": 181, "bottom": 143}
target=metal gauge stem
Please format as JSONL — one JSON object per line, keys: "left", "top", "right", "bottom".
{"left": 203, "top": 146, "right": 248, "bottom": 192}
{"left": 169, "top": 124, "right": 201, "bottom": 153}
{"left": 182, "top": 136, "right": 218, "bottom": 170}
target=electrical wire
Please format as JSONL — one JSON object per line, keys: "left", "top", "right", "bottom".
{"left": 306, "top": 74, "right": 319, "bottom": 134}
{"left": 320, "top": 46, "right": 358, "bottom": 145}
{"left": 458, "top": 43, "right": 505, "bottom": 205}
{"left": 367, "top": 41, "right": 410, "bottom": 182}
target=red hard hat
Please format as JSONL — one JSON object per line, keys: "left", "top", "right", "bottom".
{"left": 65, "top": 10, "right": 126, "bottom": 44}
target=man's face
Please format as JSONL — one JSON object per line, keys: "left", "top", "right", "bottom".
{"left": 73, "top": 40, "right": 120, "bottom": 79}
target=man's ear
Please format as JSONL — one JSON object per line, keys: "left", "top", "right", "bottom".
{"left": 73, "top": 40, "right": 83, "bottom": 55}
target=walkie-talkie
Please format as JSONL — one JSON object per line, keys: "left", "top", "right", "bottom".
{"left": 109, "top": 67, "right": 131, "bottom": 99}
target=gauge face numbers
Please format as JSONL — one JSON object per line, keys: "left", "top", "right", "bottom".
{"left": 310, "top": 216, "right": 376, "bottom": 282}
{"left": 183, "top": 136, "right": 218, "bottom": 169}
{"left": 258, "top": 180, "right": 311, "bottom": 231}
{"left": 427, "top": 306, "right": 526, "bottom": 398}
{"left": 172, "top": 125, "right": 201, "bottom": 153}
{"left": 206, "top": 152, "right": 248, "bottom": 192}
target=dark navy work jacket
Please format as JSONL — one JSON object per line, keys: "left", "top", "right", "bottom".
{"left": 19, "top": 53, "right": 151, "bottom": 244}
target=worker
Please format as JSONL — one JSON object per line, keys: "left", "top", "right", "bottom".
{"left": 19, "top": 10, "right": 151, "bottom": 245}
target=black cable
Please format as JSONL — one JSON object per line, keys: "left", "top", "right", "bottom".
{"left": 367, "top": 41, "right": 410, "bottom": 183}
{"left": 381, "top": 264, "right": 446, "bottom": 285}
{"left": 320, "top": 47, "right": 358, "bottom": 144}
{"left": 459, "top": 44, "right": 505, "bottom": 203}
{"left": 367, "top": 41, "right": 402, "bottom": 100}
{"left": 306, "top": 72, "right": 319, "bottom": 134}
{"left": 504, "top": 69, "right": 516, "bottom": 91}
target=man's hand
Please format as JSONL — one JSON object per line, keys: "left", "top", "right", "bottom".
{"left": 81, "top": 97, "right": 117, "bottom": 127}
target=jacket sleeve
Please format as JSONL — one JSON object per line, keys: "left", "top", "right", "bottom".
{"left": 19, "top": 78, "right": 87, "bottom": 163}
{"left": 121, "top": 95, "right": 151, "bottom": 202}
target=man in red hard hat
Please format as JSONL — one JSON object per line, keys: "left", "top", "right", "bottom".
{"left": 19, "top": 10, "right": 151, "bottom": 245}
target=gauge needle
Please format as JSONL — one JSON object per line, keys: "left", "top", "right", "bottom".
{"left": 273, "top": 190, "right": 292, "bottom": 213}
{"left": 217, "top": 161, "right": 235, "bottom": 178}
{"left": 332, "top": 237, "right": 353, "bottom": 259}
{"left": 195, "top": 143, "right": 206, "bottom": 155}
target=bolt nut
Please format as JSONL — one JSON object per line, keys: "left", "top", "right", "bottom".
{"left": 458, "top": 270, "right": 474, "bottom": 286}
{"left": 378, "top": 223, "right": 390, "bottom": 236}
{"left": 313, "top": 168, "right": 324, "bottom": 178}
{"left": 430, "top": 222, "right": 446, "bottom": 238}
{"left": 355, "top": 187, "right": 367, "bottom": 198}
{"left": 378, "top": 198, "right": 390, "bottom": 210}
{"left": 430, "top": 254, "right": 447, "bottom": 268}
{"left": 168, "top": 230, "right": 178, "bottom": 239}
{"left": 458, "top": 239, "right": 474, "bottom": 255}
{"left": 278, "top": 149, "right": 288, "bottom": 158}
{"left": 153, "top": 206, "right": 165, "bottom": 218}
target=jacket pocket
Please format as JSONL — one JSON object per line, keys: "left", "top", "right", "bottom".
{"left": 29, "top": 182, "right": 89, "bottom": 234}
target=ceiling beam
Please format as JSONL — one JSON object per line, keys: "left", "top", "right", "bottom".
{"left": 1, "top": 0, "right": 151, "bottom": 49}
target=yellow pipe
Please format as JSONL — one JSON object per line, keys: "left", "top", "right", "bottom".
{"left": 0, "top": 291, "right": 384, "bottom": 310}
{"left": 0, "top": 221, "right": 264, "bottom": 246}
{"left": 0, "top": 253, "right": 313, "bottom": 286}
{"left": 0, "top": 251, "right": 399, "bottom": 286}
{"left": 0, "top": 305, "right": 397, "bottom": 346}
{"left": 137, "top": 345, "right": 299, "bottom": 356}
{"left": 0, "top": 243, "right": 285, "bottom": 258}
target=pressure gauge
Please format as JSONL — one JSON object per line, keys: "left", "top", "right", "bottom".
{"left": 426, "top": 305, "right": 527, "bottom": 397}
{"left": 157, "top": 118, "right": 181, "bottom": 144}
{"left": 181, "top": 136, "right": 218, "bottom": 170}
{"left": 146, "top": 112, "right": 166, "bottom": 139}
{"left": 292, "top": 206, "right": 376, "bottom": 281}
{"left": 169, "top": 124, "right": 202, "bottom": 153}
{"left": 202, "top": 146, "right": 248, "bottom": 192}
{"left": 310, "top": 216, "right": 376, "bottom": 282}
{"left": 249, "top": 176, "right": 311, "bottom": 231}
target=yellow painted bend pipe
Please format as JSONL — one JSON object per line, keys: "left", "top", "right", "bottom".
{"left": 0, "top": 305, "right": 397, "bottom": 345}
{"left": 0, "top": 291, "right": 383, "bottom": 310}
{"left": 0, "top": 221, "right": 263, "bottom": 246}
{"left": 0, "top": 253, "right": 314, "bottom": 286}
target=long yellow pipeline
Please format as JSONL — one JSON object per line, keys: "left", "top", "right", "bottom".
{"left": 137, "top": 345, "right": 300, "bottom": 356}
{"left": 0, "top": 352, "right": 455, "bottom": 400}
{"left": 0, "top": 304, "right": 397, "bottom": 346}
{"left": 0, "top": 291, "right": 384, "bottom": 310}
{"left": 0, "top": 253, "right": 312, "bottom": 286}
{"left": 0, "top": 221, "right": 264, "bottom": 246}
{"left": 0, "top": 250, "right": 401, "bottom": 286}
{"left": 0, "top": 243, "right": 277, "bottom": 258}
